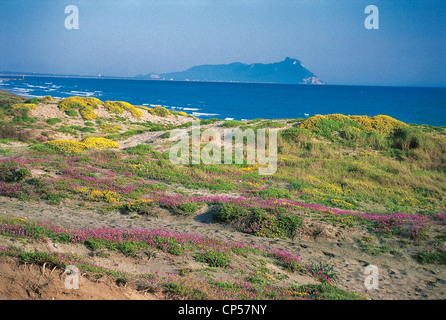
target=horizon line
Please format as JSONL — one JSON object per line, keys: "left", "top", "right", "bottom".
{"left": 0, "top": 71, "right": 445, "bottom": 89}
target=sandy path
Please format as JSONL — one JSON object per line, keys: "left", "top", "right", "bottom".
{"left": 1, "top": 196, "right": 445, "bottom": 300}
{"left": 117, "top": 131, "right": 165, "bottom": 150}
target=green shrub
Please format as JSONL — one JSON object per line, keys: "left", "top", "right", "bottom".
{"left": 177, "top": 202, "right": 199, "bottom": 213}
{"left": 30, "top": 143, "right": 58, "bottom": 154}
{"left": 18, "top": 252, "right": 65, "bottom": 269}
{"left": 25, "top": 96, "right": 53, "bottom": 104}
{"left": 54, "top": 125, "right": 78, "bottom": 136}
{"left": 255, "top": 187, "right": 290, "bottom": 199}
{"left": 106, "top": 128, "right": 146, "bottom": 140}
{"left": 126, "top": 144, "right": 153, "bottom": 155}
{"left": 222, "top": 120, "right": 244, "bottom": 128}
{"left": 416, "top": 248, "right": 446, "bottom": 265}
{"left": 84, "top": 238, "right": 108, "bottom": 251}
{"left": 310, "top": 260, "right": 339, "bottom": 283}
{"left": 200, "top": 118, "right": 221, "bottom": 125}
{"left": 160, "top": 131, "right": 171, "bottom": 139}
{"left": 163, "top": 282, "right": 207, "bottom": 299}
{"left": 164, "top": 238, "right": 184, "bottom": 256}
{"left": 216, "top": 204, "right": 300, "bottom": 238}
{"left": 256, "top": 121, "right": 285, "bottom": 128}
{"left": 390, "top": 127, "right": 422, "bottom": 151}
{"left": 44, "top": 192, "right": 68, "bottom": 205}
{"left": 114, "top": 241, "right": 141, "bottom": 256}
{"left": 281, "top": 127, "right": 313, "bottom": 148}
{"left": 367, "top": 131, "right": 388, "bottom": 149}
{"left": 150, "top": 106, "right": 171, "bottom": 117}
{"left": 195, "top": 249, "right": 231, "bottom": 267}
{"left": 277, "top": 215, "right": 304, "bottom": 238}
{"left": 65, "top": 109, "right": 79, "bottom": 117}
{"left": 78, "top": 127, "right": 96, "bottom": 133}
{"left": 15, "top": 168, "right": 31, "bottom": 182}
{"left": 315, "top": 119, "right": 342, "bottom": 140}
{"left": 12, "top": 109, "right": 37, "bottom": 124}
{"left": 25, "top": 98, "right": 39, "bottom": 104}
{"left": 0, "top": 162, "right": 30, "bottom": 182}
{"left": 0, "top": 124, "right": 31, "bottom": 142}
{"left": 45, "top": 118, "right": 62, "bottom": 125}
{"left": 216, "top": 204, "right": 250, "bottom": 222}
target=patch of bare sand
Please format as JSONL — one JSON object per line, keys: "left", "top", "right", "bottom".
{"left": 28, "top": 103, "right": 67, "bottom": 120}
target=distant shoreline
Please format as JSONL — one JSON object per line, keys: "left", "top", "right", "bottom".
{"left": 1, "top": 77, "right": 445, "bottom": 127}
{"left": 2, "top": 73, "right": 446, "bottom": 89}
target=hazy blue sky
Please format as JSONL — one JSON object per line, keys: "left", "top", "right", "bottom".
{"left": 0, "top": 0, "right": 445, "bottom": 86}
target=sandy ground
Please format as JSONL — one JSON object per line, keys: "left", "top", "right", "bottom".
{"left": 1, "top": 196, "right": 445, "bottom": 300}
{"left": 0, "top": 257, "right": 156, "bottom": 300}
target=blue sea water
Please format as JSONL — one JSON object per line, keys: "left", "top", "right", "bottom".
{"left": 1, "top": 76, "right": 445, "bottom": 126}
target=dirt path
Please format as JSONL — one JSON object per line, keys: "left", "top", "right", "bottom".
{"left": 1, "top": 196, "right": 445, "bottom": 300}
{"left": 117, "top": 131, "right": 165, "bottom": 150}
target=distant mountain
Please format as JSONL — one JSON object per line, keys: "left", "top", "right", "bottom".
{"left": 137, "top": 58, "right": 323, "bottom": 85}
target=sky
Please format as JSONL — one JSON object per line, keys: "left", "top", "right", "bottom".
{"left": 0, "top": 0, "right": 445, "bottom": 87}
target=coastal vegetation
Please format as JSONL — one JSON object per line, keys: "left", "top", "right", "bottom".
{"left": 0, "top": 91, "right": 445, "bottom": 299}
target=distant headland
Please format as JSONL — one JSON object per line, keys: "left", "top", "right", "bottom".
{"left": 137, "top": 58, "right": 324, "bottom": 85}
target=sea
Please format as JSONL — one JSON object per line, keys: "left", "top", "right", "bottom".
{"left": 1, "top": 76, "right": 445, "bottom": 126}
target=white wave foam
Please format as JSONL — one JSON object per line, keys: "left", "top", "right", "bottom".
{"left": 26, "top": 84, "right": 48, "bottom": 89}
{"left": 183, "top": 108, "right": 199, "bottom": 111}
{"left": 15, "top": 88, "right": 33, "bottom": 93}
{"left": 69, "top": 90, "right": 96, "bottom": 97}
{"left": 192, "top": 112, "right": 220, "bottom": 117}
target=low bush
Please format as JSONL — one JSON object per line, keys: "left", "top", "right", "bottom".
{"left": 222, "top": 120, "right": 244, "bottom": 128}
{"left": 103, "top": 101, "right": 143, "bottom": 119}
{"left": 126, "top": 144, "right": 153, "bottom": 155}
{"left": 82, "top": 137, "right": 120, "bottom": 149}
{"left": 216, "top": 204, "right": 302, "bottom": 239}
{"left": 390, "top": 126, "right": 422, "bottom": 151}
{"left": 0, "top": 161, "right": 30, "bottom": 182}
{"left": 416, "top": 247, "right": 446, "bottom": 265}
{"left": 254, "top": 187, "right": 290, "bottom": 199}
{"left": 149, "top": 106, "right": 171, "bottom": 117}
{"left": 25, "top": 96, "right": 53, "bottom": 104}
{"left": 59, "top": 97, "right": 102, "bottom": 120}
{"left": 0, "top": 124, "right": 31, "bottom": 142}
{"left": 195, "top": 249, "right": 231, "bottom": 267}
{"left": 99, "top": 123, "right": 122, "bottom": 133}
{"left": 45, "top": 118, "right": 62, "bottom": 125}
{"left": 65, "top": 109, "right": 78, "bottom": 117}
{"left": 123, "top": 199, "right": 155, "bottom": 215}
